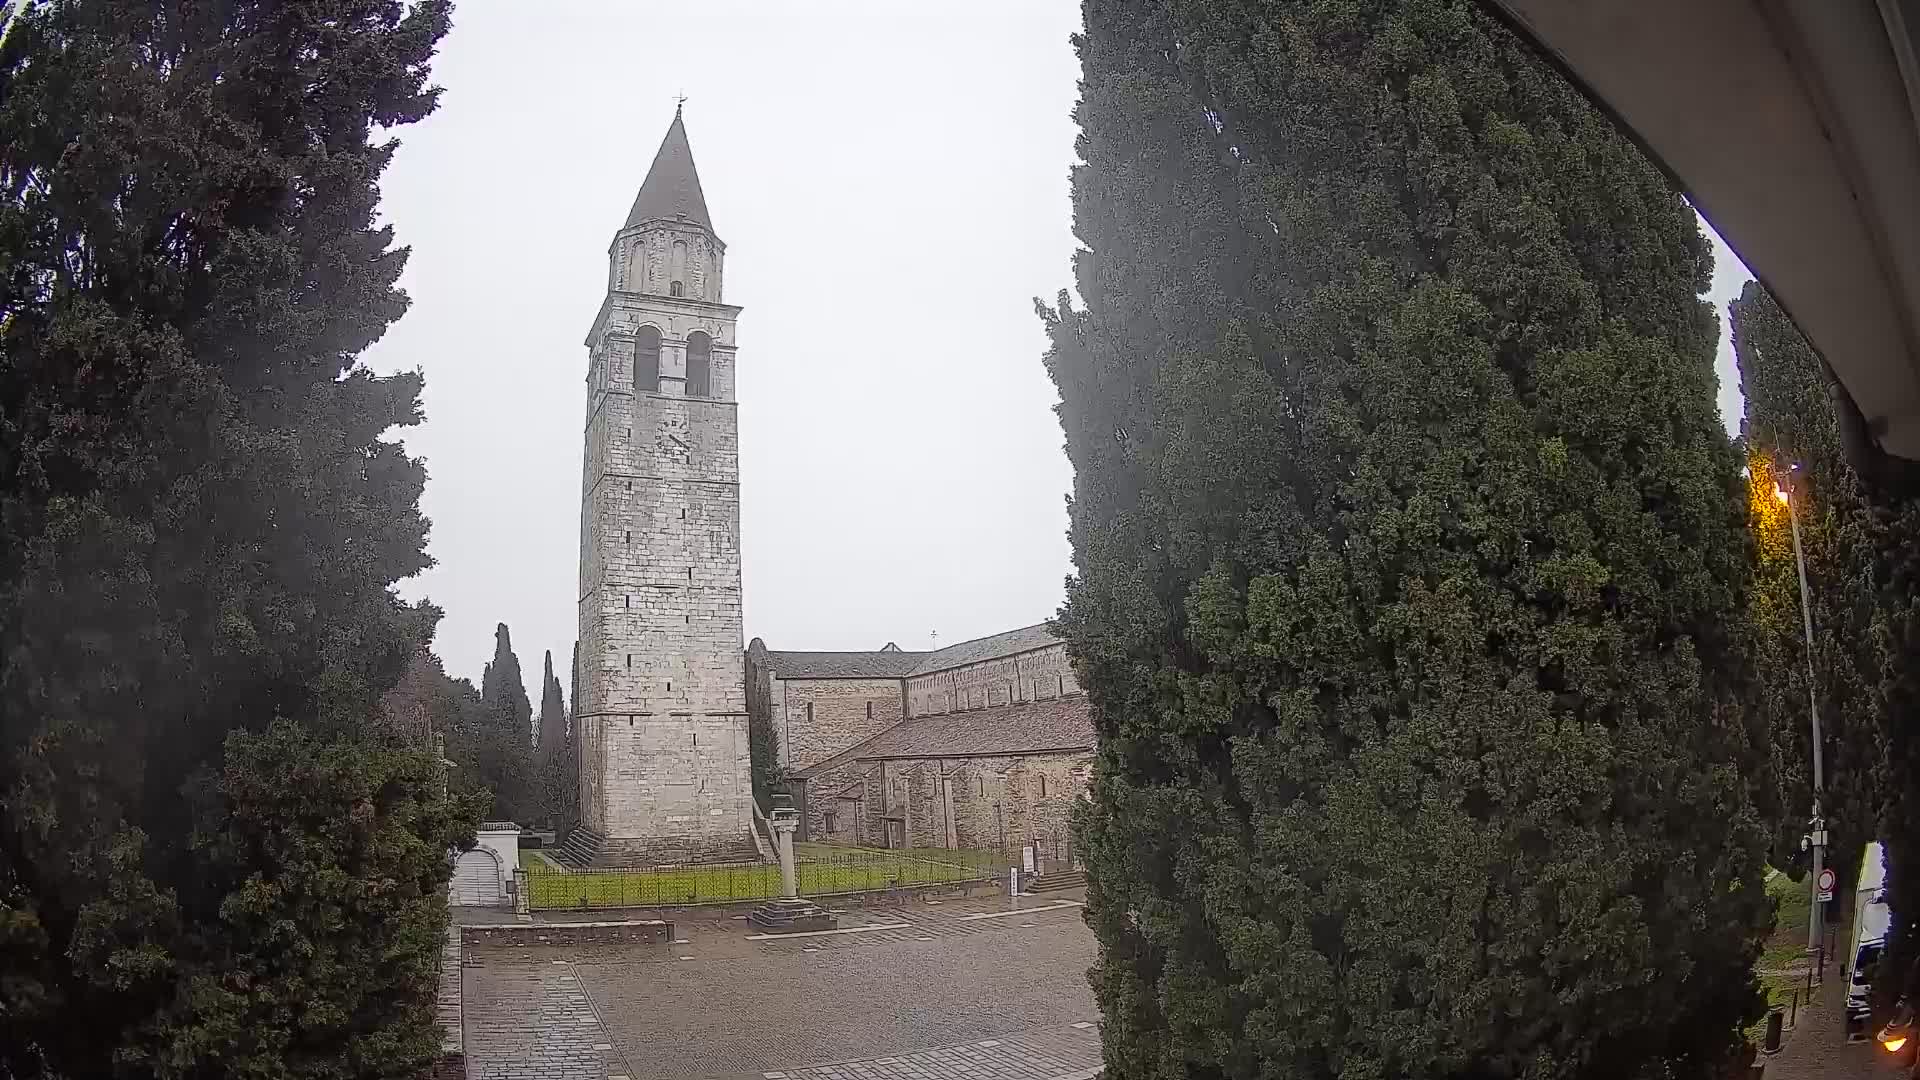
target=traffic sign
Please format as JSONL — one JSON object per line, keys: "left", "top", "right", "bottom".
{"left": 1817, "top": 867, "right": 1837, "bottom": 903}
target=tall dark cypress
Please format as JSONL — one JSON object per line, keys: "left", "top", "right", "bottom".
{"left": 538, "top": 650, "right": 567, "bottom": 761}
{"left": 1733, "top": 285, "right": 1920, "bottom": 1019}
{"left": 1731, "top": 283, "right": 1884, "bottom": 886}
{"left": 481, "top": 622, "right": 534, "bottom": 744}
{"left": 1043, "top": 1, "right": 1770, "bottom": 1075}
{"left": 0, "top": 1, "right": 471, "bottom": 1075}
{"left": 473, "top": 622, "right": 535, "bottom": 821}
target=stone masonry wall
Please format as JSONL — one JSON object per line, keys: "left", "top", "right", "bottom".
{"left": 793, "top": 758, "right": 873, "bottom": 843}
{"left": 792, "top": 751, "right": 1092, "bottom": 861}
{"left": 614, "top": 220, "right": 723, "bottom": 302}
{"left": 944, "top": 753, "right": 1091, "bottom": 859}
{"left": 576, "top": 221, "right": 751, "bottom": 856}
{"left": 904, "top": 643, "right": 1078, "bottom": 718}
{"left": 768, "top": 676, "right": 904, "bottom": 773}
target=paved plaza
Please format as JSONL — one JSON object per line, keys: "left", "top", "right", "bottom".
{"left": 461, "top": 893, "right": 1101, "bottom": 1080}
{"left": 1760, "top": 968, "right": 1907, "bottom": 1080}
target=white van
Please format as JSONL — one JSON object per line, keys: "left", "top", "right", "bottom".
{"left": 1847, "top": 841, "right": 1892, "bottom": 1036}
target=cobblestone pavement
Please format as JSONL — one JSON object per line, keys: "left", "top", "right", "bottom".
{"left": 759, "top": 1023, "right": 1102, "bottom": 1080}
{"left": 464, "top": 893, "right": 1098, "bottom": 1080}
{"left": 1761, "top": 970, "right": 1906, "bottom": 1080}
{"left": 461, "top": 958, "right": 634, "bottom": 1080}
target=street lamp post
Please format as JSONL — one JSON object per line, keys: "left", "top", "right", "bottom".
{"left": 1776, "top": 475, "right": 1828, "bottom": 963}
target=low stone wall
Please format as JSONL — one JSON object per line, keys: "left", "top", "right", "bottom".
{"left": 460, "top": 919, "right": 675, "bottom": 950}
{"left": 425, "top": 923, "right": 464, "bottom": 1080}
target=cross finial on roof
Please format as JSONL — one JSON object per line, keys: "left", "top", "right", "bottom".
{"left": 673, "top": 89, "right": 688, "bottom": 116}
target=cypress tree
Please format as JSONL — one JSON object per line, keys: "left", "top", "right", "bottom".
{"left": 1043, "top": 1, "right": 1770, "bottom": 1075}
{"left": 539, "top": 650, "right": 567, "bottom": 761}
{"left": 480, "top": 622, "right": 534, "bottom": 744}
{"left": 1730, "top": 283, "right": 1885, "bottom": 885}
{"left": 535, "top": 649, "right": 571, "bottom": 827}
{"left": 0, "top": 1, "right": 469, "bottom": 1075}
{"left": 472, "top": 622, "right": 535, "bottom": 822}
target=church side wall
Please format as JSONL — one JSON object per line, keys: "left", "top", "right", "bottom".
{"left": 773, "top": 677, "right": 905, "bottom": 773}
{"left": 944, "top": 753, "right": 1090, "bottom": 859}
{"left": 904, "top": 644, "right": 1078, "bottom": 718}
{"left": 795, "top": 751, "right": 1092, "bottom": 861}
{"left": 791, "top": 759, "right": 874, "bottom": 843}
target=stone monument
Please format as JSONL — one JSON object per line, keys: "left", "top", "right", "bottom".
{"left": 749, "top": 797, "right": 836, "bottom": 933}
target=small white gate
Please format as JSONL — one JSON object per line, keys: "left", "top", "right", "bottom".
{"left": 450, "top": 848, "right": 503, "bottom": 906}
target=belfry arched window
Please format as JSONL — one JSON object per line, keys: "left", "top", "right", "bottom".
{"left": 669, "top": 240, "right": 688, "bottom": 297}
{"left": 686, "top": 331, "right": 712, "bottom": 398}
{"left": 635, "top": 325, "right": 661, "bottom": 393}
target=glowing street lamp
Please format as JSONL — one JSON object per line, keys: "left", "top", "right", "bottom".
{"left": 1775, "top": 469, "right": 1829, "bottom": 966}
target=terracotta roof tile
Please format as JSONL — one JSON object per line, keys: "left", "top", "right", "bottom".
{"left": 795, "top": 695, "right": 1093, "bottom": 778}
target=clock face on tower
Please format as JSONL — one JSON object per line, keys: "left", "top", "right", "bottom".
{"left": 655, "top": 414, "right": 691, "bottom": 462}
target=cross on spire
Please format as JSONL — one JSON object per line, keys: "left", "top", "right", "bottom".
{"left": 673, "top": 89, "right": 688, "bottom": 116}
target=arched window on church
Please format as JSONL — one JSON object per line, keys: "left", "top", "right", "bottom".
{"left": 686, "top": 331, "right": 712, "bottom": 397}
{"left": 635, "top": 325, "right": 661, "bottom": 393}
{"left": 669, "top": 239, "right": 688, "bottom": 297}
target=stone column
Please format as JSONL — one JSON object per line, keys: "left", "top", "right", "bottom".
{"left": 775, "top": 817, "right": 798, "bottom": 899}
{"left": 939, "top": 763, "right": 959, "bottom": 850}
{"left": 749, "top": 804, "right": 835, "bottom": 934}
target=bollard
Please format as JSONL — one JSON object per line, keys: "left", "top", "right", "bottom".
{"left": 1761, "top": 1007, "right": 1785, "bottom": 1055}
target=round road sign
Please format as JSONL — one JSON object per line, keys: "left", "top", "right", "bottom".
{"left": 1818, "top": 868, "right": 1837, "bottom": 893}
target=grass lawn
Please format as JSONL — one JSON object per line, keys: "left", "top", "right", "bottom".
{"left": 524, "top": 843, "right": 997, "bottom": 910}
{"left": 796, "top": 842, "right": 1005, "bottom": 871}
{"left": 1760, "top": 869, "right": 1816, "bottom": 972}
{"left": 1743, "top": 869, "right": 1822, "bottom": 1042}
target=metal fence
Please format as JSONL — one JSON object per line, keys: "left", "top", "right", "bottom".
{"left": 524, "top": 848, "right": 998, "bottom": 910}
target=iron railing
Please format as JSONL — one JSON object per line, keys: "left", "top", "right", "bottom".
{"left": 525, "top": 847, "right": 999, "bottom": 910}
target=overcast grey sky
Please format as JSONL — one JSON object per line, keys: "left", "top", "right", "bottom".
{"left": 365, "top": 0, "right": 1754, "bottom": 693}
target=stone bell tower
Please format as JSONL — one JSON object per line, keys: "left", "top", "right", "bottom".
{"left": 572, "top": 107, "right": 755, "bottom": 865}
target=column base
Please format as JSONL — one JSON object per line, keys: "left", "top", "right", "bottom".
{"left": 747, "top": 897, "right": 837, "bottom": 934}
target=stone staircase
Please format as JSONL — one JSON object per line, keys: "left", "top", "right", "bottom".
{"left": 1024, "top": 867, "right": 1086, "bottom": 894}
{"left": 551, "top": 826, "right": 607, "bottom": 868}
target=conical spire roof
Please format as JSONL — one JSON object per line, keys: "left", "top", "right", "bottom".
{"left": 624, "top": 108, "right": 712, "bottom": 230}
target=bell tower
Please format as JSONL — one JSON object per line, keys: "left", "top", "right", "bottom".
{"left": 574, "top": 107, "right": 755, "bottom": 864}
